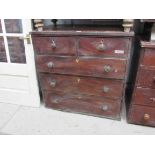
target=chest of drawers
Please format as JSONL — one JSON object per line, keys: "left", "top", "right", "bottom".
{"left": 128, "top": 41, "right": 155, "bottom": 126}
{"left": 31, "top": 29, "right": 133, "bottom": 120}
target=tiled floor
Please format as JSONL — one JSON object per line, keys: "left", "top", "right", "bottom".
{"left": 0, "top": 102, "right": 155, "bottom": 135}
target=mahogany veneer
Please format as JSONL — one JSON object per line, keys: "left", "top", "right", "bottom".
{"left": 39, "top": 73, "right": 123, "bottom": 99}
{"left": 128, "top": 41, "right": 155, "bottom": 126}
{"left": 32, "top": 28, "right": 133, "bottom": 120}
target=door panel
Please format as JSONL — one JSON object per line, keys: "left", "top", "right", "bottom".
{"left": 0, "top": 20, "right": 2, "bottom": 33}
{"left": 0, "top": 75, "right": 29, "bottom": 90}
{"left": 0, "top": 37, "right": 7, "bottom": 62}
{"left": 4, "top": 19, "right": 23, "bottom": 33}
{"left": 0, "top": 19, "right": 40, "bottom": 107}
{"left": 7, "top": 37, "right": 26, "bottom": 63}
{"left": 0, "top": 89, "right": 31, "bottom": 106}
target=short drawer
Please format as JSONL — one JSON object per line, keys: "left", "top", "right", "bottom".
{"left": 43, "top": 91, "right": 121, "bottom": 119}
{"left": 78, "top": 37, "right": 129, "bottom": 57}
{"left": 141, "top": 48, "right": 155, "bottom": 67}
{"left": 128, "top": 105, "right": 155, "bottom": 127}
{"left": 32, "top": 37, "right": 76, "bottom": 55}
{"left": 39, "top": 73, "right": 124, "bottom": 99}
{"left": 137, "top": 67, "right": 155, "bottom": 89}
{"left": 132, "top": 87, "right": 155, "bottom": 107}
{"left": 36, "top": 56, "right": 127, "bottom": 79}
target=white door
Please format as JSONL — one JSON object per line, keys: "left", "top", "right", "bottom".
{"left": 0, "top": 19, "right": 40, "bottom": 107}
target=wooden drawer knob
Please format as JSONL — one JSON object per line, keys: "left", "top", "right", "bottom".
{"left": 102, "top": 86, "right": 110, "bottom": 93}
{"left": 51, "top": 98, "right": 59, "bottom": 104}
{"left": 144, "top": 114, "right": 150, "bottom": 121}
{"left": 153, "top": 77, "right": 155, "bottom": 83}
{"left": 49, "top": 80, "right": 56, "bottom": 87}
{"left": 150, "top": 98, "right": 155, "bottom": 102}
{"left": 103, "top": 65, "right": 111, "bottom": 73}
{"left": 47, "top": 62, "right": 54, "bottom": 68}
{"left": 96, "top": 42, "right": 106, "bottom": 51}
{"left": 102, "top": 105, "right": 108, "bottom": 111}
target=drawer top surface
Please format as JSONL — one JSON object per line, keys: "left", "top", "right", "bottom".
{"left": 31, "top": 26, "right": 134, "bottom": 37}
{"left": 141, "top": 41, "right": 155, "bottom": 48}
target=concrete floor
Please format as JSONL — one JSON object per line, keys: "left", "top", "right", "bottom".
{"left": 0, "top": 102, "right": 155, "bottom": 135}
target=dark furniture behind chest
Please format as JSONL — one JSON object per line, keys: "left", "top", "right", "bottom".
{"left": 31, "top": 22, "right": 134, "bottom": 120}
{"left": 128, "top": 41, "right": 155, "bottom": 126}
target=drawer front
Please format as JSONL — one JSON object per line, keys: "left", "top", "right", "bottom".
{"left": 128, "top": 105, "right": 155, "bottom": 127}
{"left": 137, "top": 67, "right": 155, "bottom": 89}
{"left": 78, "top": 37, "right": 129, "bottom": 57}
{"left": 36, "top": 56, "right": 126, "bottom": 79}
{"left": 39, "top": 73, "right": 124, "bottom": 99}
{"left": 132, "top": 87, "right": 155, "bottom": 107}
{"left": 43, "top": 91, "right": 121, "bottom": 119}
{"left": 32, "top": 37, "right": 76, "bottom": 55}
{"left": 141, "top": 48, "right": 155, "bottom": 67}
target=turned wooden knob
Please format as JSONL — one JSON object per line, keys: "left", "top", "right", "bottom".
{"left": 103, "top": 65, "right": 112, "bottom": 73}
{"left": 150, "top": 97, "right": 155, "bottom": 102}
{"left": 144, "top": 114, "right": 150, "bottom": 121}
{"left": 102, "top": 105, "right": 108, "bottom": 111}
{"left": 102, "top": 86, "right": 110, "bottom": 93}
{"left": 96, "top": 42, "right": 106, "bottom": 51}
{"left": 47, "top": 62, "right": 54, "bottom": 68}
{"left": 49, "top": 80, "right": 56, "bottom": 87}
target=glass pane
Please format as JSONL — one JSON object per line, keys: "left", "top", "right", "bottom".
{"left": 0, "top": 37, "right": 7, "bottom": 62}
{"left": 7, "top": 37, "right": 26, "bottom": 63}
{"left": 5, "top": 19, "right": 23, "bottom": 33}
{"left": 0, "top": 19, "right": 2, "bottom": 33}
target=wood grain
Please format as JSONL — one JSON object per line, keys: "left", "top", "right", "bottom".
{"left": 36, "top": 55, "right": 127, "bottom": 79}
{"left": 43, "top": 91, "right": 121, "bottom": 119}
{"left": 78, "top": 37, "right": 129, "bottom": 57}
{"left": 31, "top": 28, "right": 134, "bottom": 37}
{"left": 32, "top": 37, "right": 76, "bottom": 56}
{"left": 128, "top": 42, "right": 155, "bottom": 127}
{"left": 132, "top": 87, "right": 155, "bottom": 107}
{"left": 137, "top": 67, "right": 155, "bottom": 89}
{"left": 39, "top": 73, "right": 124, "bottom": 99}
{"left": 141, "top": 48, "right": 155, "bottom": 67}
{"left": 128, "top": 105, "right": 155, "bottom": 127}
{"left": 32, "top": 30, "right": 133, "bottom": 120}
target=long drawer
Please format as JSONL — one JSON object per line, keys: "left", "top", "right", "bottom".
{"left": 128, "top": 105, "right": 155, "bottom": 127}
{"left": 78, "top": 37, "right": 129, "bottom": 57}
{"left": 36, "top": 56, "right": 127, "bottom": 79}
{"left": 39, "top": 73, "right": 124, "bottom": 99}
{"left": 132, "top": 87, "right": 155, "bottom": 107}
{"left": 43, "top": 91, "right": 121, "bottom": 119}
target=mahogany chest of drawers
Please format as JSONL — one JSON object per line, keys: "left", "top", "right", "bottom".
{"left": 128, "top": 41, "right": 155, "bottom": 126}
{"left": 31, "top": 29, "right": 134, "bottom": 120}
